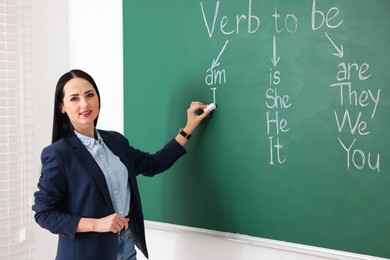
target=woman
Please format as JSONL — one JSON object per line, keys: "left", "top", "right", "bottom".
{"left": 32, "top": 69, "right": 210, "bottom": 260}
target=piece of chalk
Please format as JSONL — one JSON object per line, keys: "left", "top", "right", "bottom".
{"left": 203, "top": 103, "right": 216, "bottom": 113}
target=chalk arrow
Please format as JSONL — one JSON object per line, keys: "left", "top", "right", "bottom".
{"left": 271, "top": 36, "right": 280, "bottom": 67}
{"left": 325, "top": 32, "right": 344, "bottom": 58}
{"left": 211, "top": 40, "right": 229, "bottom": 68}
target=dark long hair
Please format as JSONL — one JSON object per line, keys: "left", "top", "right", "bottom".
{"left": 52, "top": 69, "right": 101, "bottom": 143}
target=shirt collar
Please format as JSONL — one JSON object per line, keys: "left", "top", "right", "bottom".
{"left": 74, "top": 130, "right": 102, "bottom": 148}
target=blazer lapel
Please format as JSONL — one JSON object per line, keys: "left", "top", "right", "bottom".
{"left": 65, "top": 133, "right": 115, "bottom": 213}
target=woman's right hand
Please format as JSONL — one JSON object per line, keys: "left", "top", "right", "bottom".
{"left": 76, "top": 213, "right": 129, "bottom": 233}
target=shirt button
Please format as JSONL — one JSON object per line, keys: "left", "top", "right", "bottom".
{"left": 114, "top": 190, "right": 118, "bottom": 194}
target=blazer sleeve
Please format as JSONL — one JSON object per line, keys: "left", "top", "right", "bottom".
{"left": 124, "top": 136, "right": 187, "bottom": 177}
{"left": 32, "top": 145, "right": 81, "bottom": 239}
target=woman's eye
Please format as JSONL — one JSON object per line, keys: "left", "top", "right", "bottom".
{"left": 87, "top": 93, "right": 95, "bottom": 97}
{"left": 70, "top": 97, "right": 78, "bottom": 101}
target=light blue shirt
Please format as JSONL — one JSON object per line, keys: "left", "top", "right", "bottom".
{"left": 75, "top": 130, "right": 131, "bottom": 217}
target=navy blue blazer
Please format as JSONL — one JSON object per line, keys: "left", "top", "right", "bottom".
{"left": 32, "top": 130, "right": 186, "bottom": 260}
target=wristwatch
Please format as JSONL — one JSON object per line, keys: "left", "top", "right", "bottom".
{"left": 179, "top": 128, "right": 191, "bottom": 140}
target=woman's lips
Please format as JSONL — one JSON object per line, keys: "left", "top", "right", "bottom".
{"left": 80, "top": 110, "right": 92, "bottom": 117}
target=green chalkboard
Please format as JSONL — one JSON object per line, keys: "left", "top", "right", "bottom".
{"left": 123, "top": 0, "right": 390, "bottom": 258}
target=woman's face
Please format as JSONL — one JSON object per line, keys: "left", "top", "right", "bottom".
{"left": 61, "top": 77, "right": 100, "bottom": 135}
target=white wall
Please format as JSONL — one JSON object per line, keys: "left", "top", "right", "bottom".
{"left": 31, "top": 1, "right": 387, "bottom": 260}
{"left": 138, "top": 221, "right": 387, "bottom": 260}
{"left": 31, "top": 0, "right": 69, "bottom": 259}
{"left": 68, "top": 0, "right": 123, "bottom": 133}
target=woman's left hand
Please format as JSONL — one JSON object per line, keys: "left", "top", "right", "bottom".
{"left": 184, "top": 101, "right": 210, "bottom": 134}
{"left": 175, "top": 101, "right": 211, "bottom": 146}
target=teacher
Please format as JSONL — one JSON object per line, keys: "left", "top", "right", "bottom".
{"left": 32, "top": 69, "right": 210, "bottom": 260}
